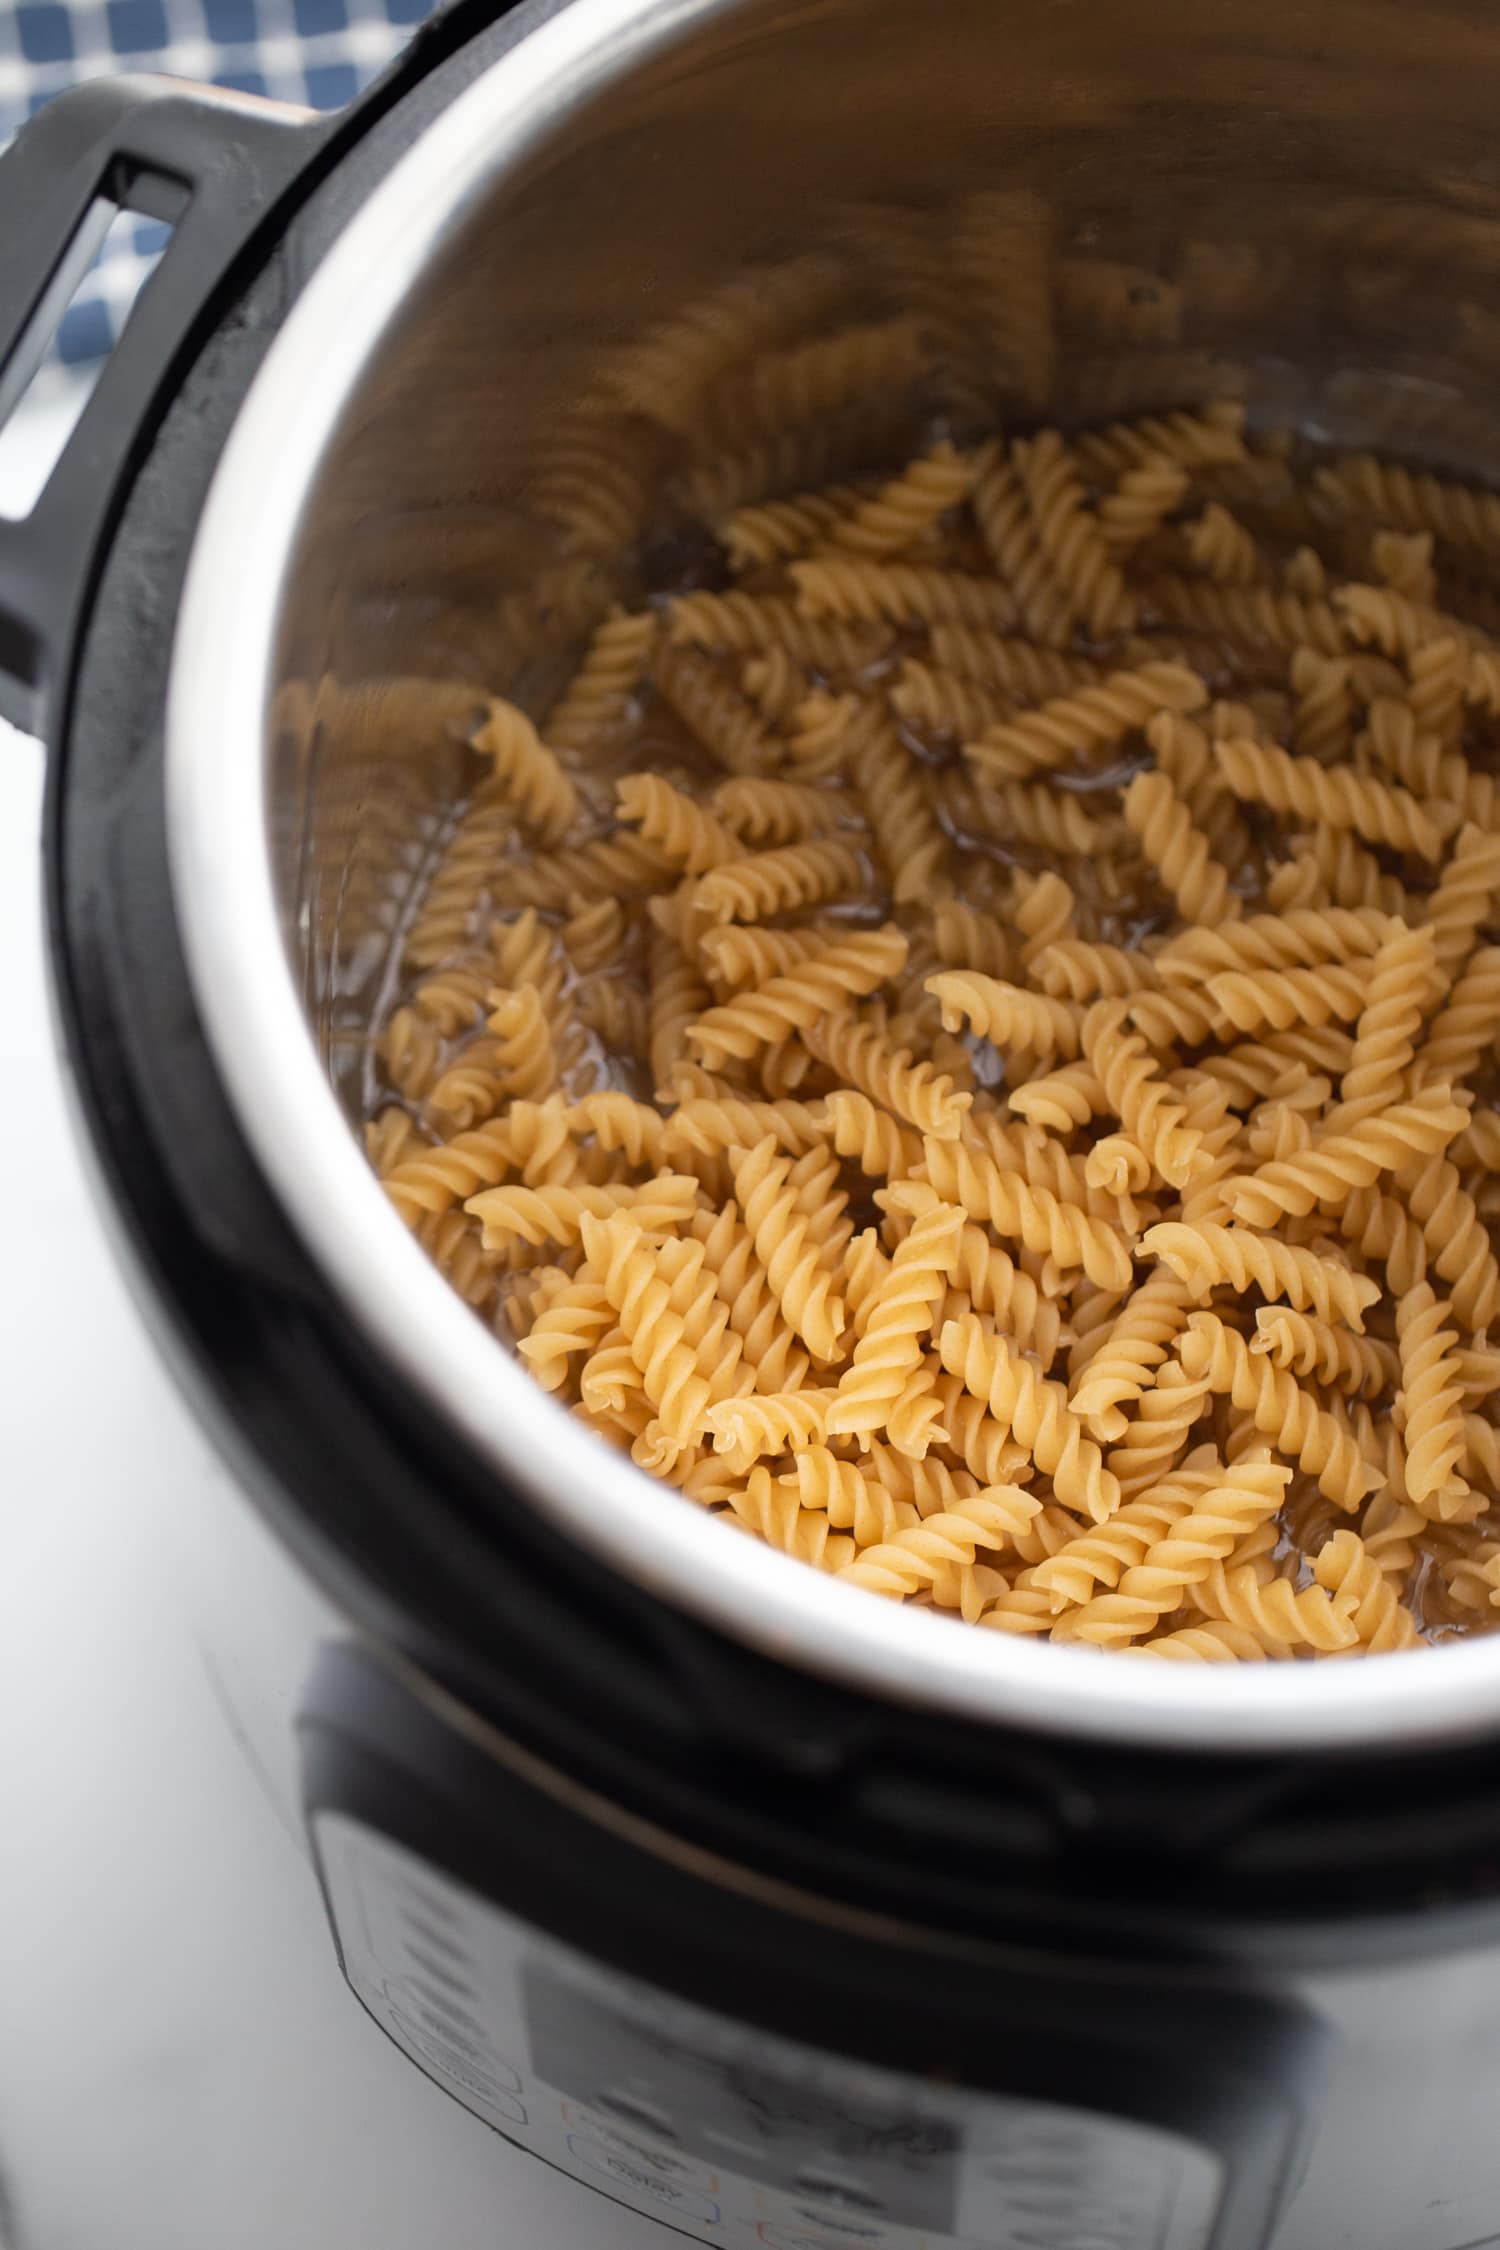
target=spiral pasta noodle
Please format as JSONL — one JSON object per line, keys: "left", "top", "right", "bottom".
{"left": 467, "top": 1175, "right": 699, "bottom": 1254}
{"left": 1008, "top": 1061, "right": 1111, "bottom": 1132}
{"left": 825, "top": 440, "right": 974, "bottom": 557}
{"left": 920, "top": 1136, "right": 1132, "bottom": 1291}
{"left": 730, "top": 1136, "right": 847, "bottom": 1362}
{"left": 1313, "top": 1530, "right": 1423, "bottom": 1651}
{"left": 1251, "top": 1307, "right": 1397, "bottom": 1399}
{"left": 517, "top": 1281, "right": 616, "bottom": 1391}
{"left": 966, "top": 662, "right": 1206, "bottom": 781}
{"left": 891, "top": 660, "right": 1012, "bottom": 741}
{"left": 965, "top": 443, "right": 1069, "bottom": 645}
{"left": 846, "top": 706, "right": 952, "bottom": 904}
{"left": 705, "top": 1388, "right": 840, "bottom": 1473}
{"left": 827, "top": 1195, "right": 964, "bottom": 1441}
{"left": 787, "top": 1450, "right": 922, "bottom": 1549}
{"left": 1215, "top": 736, "right": 1455, "bottom": 859}
{"left": 1312, "top": 452, "right": 1500, "bottom": 556}
{"left": 1334, "top": 921, "right": 1436, "bottom": 1124}
{"left": 1207, "top": 961, "right": 1372, "bottom": 1036}
{"left": 820, "top": 1090, "right": 926, "bottom": 1179}
{"left": 685, "top": 927, "right": 907, "bottom": 1068}
{"left": 1014, "top": 428, "right": 1134, "bottom": 639}
{"left": 1140, "top": 574, "right": 1344, "bottom": 657}
{"left": 616, "top": 772, "right": 740, "bottom": 875}
{"left": 1188, "top": 1559, "right": 1359, "bottom": 1654}
{"left": 1069, "top": 1268, "right": 1193, "bottom": 1442}
{"left": 928, "top": 622, "right": 1098, "bottom": 701}
{"left": 933, "top": 1313, "right": 1118, "bottom": 1522}
{"left": 1097, "top": 458, "right": 1189, "bottom": 556}
{"left": 1083, "top": 998, "right": 1206, "bottom": 1191}
{"left": 1396, "top": 1284, "right": 1474, "bottom": 1522}
{"left": 836, "top": 1489, "right": 1040, "bottom": 1602}
{"left": 1046, "top": 1455, "right": 1292, "bottom": 1646}
{"left": 926, "top": 971, "right": 1082, "bottom": 1060}
{"left": 1187, "top": 502, "right": 1261, "bottom": 587}
{"left": 790, "top": 556, "right": 1018, "bottom": 632}
{"left": 1122, "top": 769, "right": 1240, "bottom": 928}
{"left": 1399, "top": 1152, "right": 1500, "bottom": 1333}
{"left": 728, "top": 1466, "right": 854, "bottom": 1571}
{"left": 718, "top": 479, "right": 873, "bottom": 569}
{"left": 711, "top": 774, "right": 852, "bottom": 846}
{"left": 404, "top": 798, "right": 515, "bottom": 971}
{"left": 691, "top": 837, "right": 867, "bottom": 924}
{"left": 1072, "top": 401, "right": 1247, "bottom": 481}
{"left": 474, "top": 699, "right": 579, "bottom": 846}
{"left": 1295, "top": 648, "right": 1358, "bottom": 769}
{"left": 1023, "top": 1472, "right": 1207, "bottom": 1609}
{"left": 802, "top": 1011, "right": 971, "bottom": 1138}
{"left": 543, "top": 609, "right": 657, "bottom": 756}
{"left": 1424, "top": 822, "right": 1500, "bottom": 987}
{"left": 1155, "top": 904, "right": 1388, "bottom": 983}
{"left": 1227, "top": 1087, "right": 1470, "bottom": 1226}
{"left": 668, "top": 597, "right": 887, "bottom": 684}
{"left": 1178, "top": 1314, "right": 1379, "bottom": 1506}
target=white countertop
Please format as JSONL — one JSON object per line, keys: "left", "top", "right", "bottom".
{"left": 0, "top": 387, "right": 659, "bottom": 2250}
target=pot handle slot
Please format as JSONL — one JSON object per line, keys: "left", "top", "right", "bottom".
{"left": 0, "top": 75, "right": 323, "bottom": 741}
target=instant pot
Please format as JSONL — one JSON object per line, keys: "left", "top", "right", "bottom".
{"left": 9, "top": 3, "right": 1500, "bottom": 2245}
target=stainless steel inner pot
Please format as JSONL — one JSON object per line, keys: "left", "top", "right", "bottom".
{"left": 167, "top": 0, "right": 1500, "bottom": 1753}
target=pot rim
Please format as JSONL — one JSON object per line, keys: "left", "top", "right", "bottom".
{"left": 166, "top": 0, "right": 1500, "bottom": 1755}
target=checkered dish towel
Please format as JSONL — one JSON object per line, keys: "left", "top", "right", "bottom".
{"left": 0, "top": 0, "right": 434, "bottom": 365}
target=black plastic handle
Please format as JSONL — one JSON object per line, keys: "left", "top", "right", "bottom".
{"left": 0, "top": 75, "right": 324, "bottom": 741}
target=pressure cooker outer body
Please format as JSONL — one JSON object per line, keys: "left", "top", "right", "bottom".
{"left": 23, "top": 2, "right": 1500, "bottom": 2246}
{"left": 43, "top": 225, "right": 1500, "bottom": 2250}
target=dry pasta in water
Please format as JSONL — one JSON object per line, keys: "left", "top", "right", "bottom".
{"left": 366, "top": 391, "right": 1500, "bottom": 1658}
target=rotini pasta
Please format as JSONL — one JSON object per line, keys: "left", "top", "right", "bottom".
{"left": 691, "top": 837, "right": 867, "bottom": 924}
{"left": 474, "top": 699, "right": 579, "bottom": 846}
{"left": 920, "top": 1136, "right": 1133, "bottom": 1291}
{"left": 1226, "top": 1088, "right": 1470, "bottom": 1226}
{"left": 937, "top": 1313, "right": 1120, "bottom": 1521}
{"left": 731, "top": 1136, "right": 848, "bottom": 1362}
{"left": 366, "top": 395, "right": 1500, "bottom": 1659}
{"left": 686, "top": 927, "right": 907, "bottom": 1067}
{"left": 1187, "top": 502, "right": 1261, "bottom": 587}
{"left": 1083, "top": 999, "right": 1206, "bottom": 1191}
{"left": 1178, "top": 1314, "right": 1380, "bottom": 1507}
{"left": 826, "top": 440, "right": 975, "bottom": 557}
{"left": 651, "top": 641, "right": 777, "bottom": 776}
{"left": 926, "top": 971, "right": 1082, "bottom": 1059}
{"left": 717, "top": 479, "right": 874, "bottom": 569}
{"left": 827, "top": 1193, "right": 964, "bottom": 1441}
{"left": 711, "top": 774, "right": 852, "bottom": 846}
{"left": 1069, "top": 1267, "right": 1193, "bottom": 1442}
{"left": 1397, "top": 1285, "right": 1475, "bottom": 1522}
{"left": 1250, "top": 1307, "right": 1397, "bottom": 1399}
{"left": 845, "top": 705, "right": 952, "bottom": 904}
{"left": 616, "top": 772, "right": 740, "bottom": 874}
{"left": 1097, "top": 458, "right": 1189, "bottom": 556}
{"left": 804, "top": 1010, "right": 972, "bottom": 1138}
{"left": 890, "top": 659, "right": 1013, "bottom": 741}
{"left": 966, "top": 662, "right": 1206, "bottom": 782}
{"left": 790, "top": 556, "right": 1019, "bottom": 632}
{"left": 1312, "top": 1530, "right": 1422, "bottom": 1651}
{"left": 1122, "top": 768, "right": 1240, "bottom": 927}
{"left": 1014, "top": 427, "right": 1135, "bottom": 639}
{"left": 543, "top": 609, "right": 657, "bottom": 756}
{"left": 1045, "top": 1454, "right": 1292, "bottom": 1647}
{"left": 1215, "top": 736, "right": 1455, "bottom": 859}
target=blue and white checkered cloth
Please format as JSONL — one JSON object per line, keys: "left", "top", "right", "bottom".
{"left": 0, "top": 0, "right": 434, "bottom": 364}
